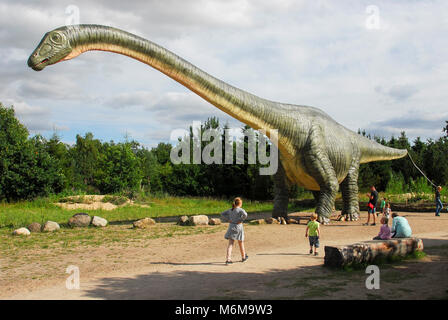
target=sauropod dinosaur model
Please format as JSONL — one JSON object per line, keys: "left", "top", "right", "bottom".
{"left": 28, "top": 25, "right": 407, "bottom": 224}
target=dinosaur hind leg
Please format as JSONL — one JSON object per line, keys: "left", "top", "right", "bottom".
{"left": 272, "top": 160, "right": 290, "bottom": 219}
{"left": 340, "top": 159, "right": 360, "bottom": 221}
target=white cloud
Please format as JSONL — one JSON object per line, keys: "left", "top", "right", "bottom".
{"left": 1, "top": 0, "right": 447, "bottom": 145}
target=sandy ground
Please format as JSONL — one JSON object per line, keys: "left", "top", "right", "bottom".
{"left": 1, "top": 211, "right": 447, "bottom": 300}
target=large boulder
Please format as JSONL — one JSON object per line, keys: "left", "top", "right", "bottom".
{"left": 208, "top": 218, "right": 221, "bottom": 225}
{"left": 177, "top": 215, "right": 190, "bottom": 226}
{"left": 265, "top": 217, "right": 280, "bottom": 224}
{"left": 189, "top": 215, "right": 209, "bottom": 226}
{"left": 250, "top": 219, "right": 266, "bottom": 225}
{"left": 42, "top": 221, "right": 60, "bottom": 232}
{"left": 324, "top": 238, "right": 424, "bottom": 268}
{"left": 91, "top": 216, "right": 108, "bottom": 227}
{"left": 68, "top": 213, "right": 92, "bottom": 227}
{"left": 28, "top": 222, "right": 42, "bottom": 233}
{"left": 287, "top": 218, "right": 299, "bottom": 224}
{"left": 133, "top": 217, "right": 156, "bottom": 229}
{"left": 13, "top": 227, "right": 30, "bottom": 236}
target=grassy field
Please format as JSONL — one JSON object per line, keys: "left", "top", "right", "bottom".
{"left": 1, "top": 190, "right": 442, "bottom": 230}
{"left": 0, "top": 196, "right": 276, "bottom": 229}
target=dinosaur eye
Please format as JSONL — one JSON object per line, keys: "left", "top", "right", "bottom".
{"left": 50, "top": 33, "right": 62, "bottom": 44}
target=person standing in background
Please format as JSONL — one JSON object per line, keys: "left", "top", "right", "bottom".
{"left": 221, "top": 197, "right": 249, "bottom": 264}
{"left": 364, "top": 185, "right": 379, "bottom": 226}
{"left": 435, "top": 186, "right": 443, "bottom": 217}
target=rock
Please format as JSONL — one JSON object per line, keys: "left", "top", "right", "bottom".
{"left": 280, "top": 217, "right": 287, "bottom": 225}
{"left": 265, "top": 217, "right": 280, "bottom": 224}
{"left": 28, "top": 222, "right": 42, "bottom": 232}
{"left": 133, "top": 217, "right": 156, "bottom": 229}
{"left": 324, "top": 238, "right": 424, "bottom": 268}
{"left": 13, "top": 227, "right": 30, "bottom": 236}
{"left": 68, "top": 212, "right": 92, "bottom": 227}
{"left": 42, "top": 221, "right": 60, "bottom": 232}
{"left": 208, "top": 218, "right": 221, "bottom": 225}
{"left": 177, "top": 215, "right": 190, "bottom": 226}
{"left": 91, "top": 216, "right": 108, "bottom": 227}
{"left": 250, "top": 219, "right": 266, "bottom": 225}
{"left": 189, "top": 215, "right": 209, "bottom": 226}
{"left": 287, "top": 218, "right": 299, "bottom": 224}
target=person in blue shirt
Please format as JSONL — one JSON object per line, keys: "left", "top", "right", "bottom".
{"left": 391, "top": 212, "right": 412, "bottom": 238}
{"left": 435, "top": 186, "right": 443, "bottom": 217}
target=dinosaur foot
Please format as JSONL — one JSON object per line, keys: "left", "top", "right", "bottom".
{"left": 341, "top": 213, "right": 359, "bottom": 222}
{"left": 318, "top": 215, "right": 331, "bottom": 225}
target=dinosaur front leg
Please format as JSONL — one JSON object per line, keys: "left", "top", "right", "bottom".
{"left": 340, "top": 160, "right": 360, "bottom": 221}
{"left": 272, "top": 160, "right": 290, "bottom": 219}
{"left": 314, "top": 175, "right": 338, "bottom": 225}
{"left": 304, "top": 127, "right": 339, "bottom": 225}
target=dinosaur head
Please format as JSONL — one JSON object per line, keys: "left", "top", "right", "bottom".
{"left": 27, "top": 27, "right": 73, "bottom": 71}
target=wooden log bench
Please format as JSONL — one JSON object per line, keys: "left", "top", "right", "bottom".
{"left": 324, "top": 238, "right": 424, "bottom": 268}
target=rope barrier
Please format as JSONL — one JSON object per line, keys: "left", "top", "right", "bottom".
{"left": 407, "top": 150, "right": 437, "bottom": 188}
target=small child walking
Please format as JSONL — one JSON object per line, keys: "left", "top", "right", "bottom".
{"left": 221, "top": 197, "right": 249, "bottom": 265}
{"left": 373, "top": 216, "right": 391, "bottom": 240}
{"left": 305, "top": 213, "right": 321, "bottom": 256}
{"left": 383, "top": 203, "right": 392, "bottom": 219}
{"left": 380, "top": 198, "right": 387, "bottom": 215}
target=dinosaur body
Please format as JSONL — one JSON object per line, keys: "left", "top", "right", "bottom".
{"left": 28, "top": 25, "right": 407, "bottom": 223}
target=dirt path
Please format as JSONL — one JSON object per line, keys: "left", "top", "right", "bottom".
{"left": 1, "top": 211, "right": 448, "bottom": 300}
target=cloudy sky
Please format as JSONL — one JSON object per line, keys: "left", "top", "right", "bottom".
{"left": 1, "top": 0, "right": 447, "bottom": 147}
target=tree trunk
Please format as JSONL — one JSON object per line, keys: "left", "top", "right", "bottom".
{"left": 324, "top": 238, "right": 424, "bottom": 268}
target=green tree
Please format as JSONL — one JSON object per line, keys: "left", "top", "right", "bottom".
{"left": 0, "top": 104, "right": 64, "bottom": 201}
{"left": 96, "top": 142, "right": 143, "bottom": 194}
{"left": 72, "top": 132, "right": 101, "bottom": 190}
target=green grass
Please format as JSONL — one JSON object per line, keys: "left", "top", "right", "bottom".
{"left": 0, "top": 196, "right": 275, "bottom": 229}
{"left": 101, "top": 195, "right": 128, "bottom": 205}
{"left": 0, "top": 223, "right": 227, "bottom": 252}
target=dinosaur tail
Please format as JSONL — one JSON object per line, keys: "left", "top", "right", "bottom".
{"left": 358, "top": 135, "right": 408, "bottom": 164}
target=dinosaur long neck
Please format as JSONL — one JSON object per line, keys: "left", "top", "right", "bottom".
{"left": 63, "top": 24, "right": 276, "bottom": 133}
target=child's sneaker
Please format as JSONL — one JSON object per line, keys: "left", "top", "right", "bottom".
{"left": 314, "top": 252, "right": 319, "bottom": 256}
{"left": 242, "top": 254, "right": 249, "bottom": 262}
{"left": 309, "top": 249, "right": 313, "bottom": 254}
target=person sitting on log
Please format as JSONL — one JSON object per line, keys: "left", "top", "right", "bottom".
{"left": 373, "top": 216, "right": 391, "bottom": 240}
{"left": 391, "top": 212, "right": 412, "bottom": 238}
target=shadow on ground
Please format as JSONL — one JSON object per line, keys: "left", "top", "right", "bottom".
{"left": 81, "top": 238, "right": 448, "bottom": 300}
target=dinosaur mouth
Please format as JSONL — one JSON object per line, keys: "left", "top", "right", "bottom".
{"left": 36, "top": 58, "right": 49, "bottom": 66}
{"left": 29, "top": 58, "right": 49, "bottom": 71}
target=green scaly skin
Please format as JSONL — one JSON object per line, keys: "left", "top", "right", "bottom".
{"left": 28, "top": 25, "right": 407, "bottom": 224}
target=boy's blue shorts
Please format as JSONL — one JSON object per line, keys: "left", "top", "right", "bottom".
{"left": 309, "top": 235, "right": 320, "bottom": 248}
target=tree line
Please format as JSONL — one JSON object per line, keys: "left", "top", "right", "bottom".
{"left": 1, "top": 103, "right": 447, "bottom": 202}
